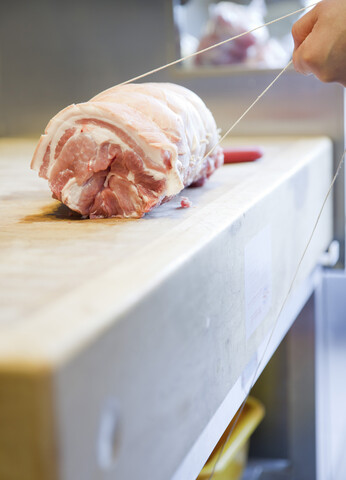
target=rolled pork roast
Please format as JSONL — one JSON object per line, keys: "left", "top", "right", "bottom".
{"left": 31, "top": 82, "right": 224, "bottom": 218}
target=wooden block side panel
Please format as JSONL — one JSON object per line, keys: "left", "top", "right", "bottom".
{"left": 0, "top": 368, "right": 58, "bottom": 480}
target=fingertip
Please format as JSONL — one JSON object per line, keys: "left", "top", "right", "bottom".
{"left": 292, "top": 49, "right": 303, "bottom": 74}
{"left": 291, "top": 21, "right": 301, "bottom": 49}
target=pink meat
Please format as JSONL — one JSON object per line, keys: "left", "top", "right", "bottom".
{"left": 31, "top": 82, "right": 224, "bottom": 218}
{"left": 180, "top": 197, "right": 192, "bottom": 209}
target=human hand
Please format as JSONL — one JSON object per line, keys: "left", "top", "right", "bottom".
{"left": 292, "top": 0, "right": 346, "bottom": 86}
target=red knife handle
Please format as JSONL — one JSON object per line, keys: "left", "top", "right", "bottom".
{"left": 223, "top": 147, "right": 263, "bottom": 164}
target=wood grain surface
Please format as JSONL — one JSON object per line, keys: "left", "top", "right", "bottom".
{"left": 0, "top": 136, "right": 333, "bottom": 364}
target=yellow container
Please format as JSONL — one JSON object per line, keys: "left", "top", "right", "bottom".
{"left": 197, "top": 396, "right": 265, "bottom": 480}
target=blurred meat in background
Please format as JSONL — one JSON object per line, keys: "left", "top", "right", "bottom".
{"left": 175, "top": 0, "right": 292, "bottom": 69}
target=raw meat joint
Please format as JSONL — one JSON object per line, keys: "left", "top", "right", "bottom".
{"left": 31, "top": 83, "right": 224, "bottom": 218}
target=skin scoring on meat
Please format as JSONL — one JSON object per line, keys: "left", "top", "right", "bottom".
{"left": 31, "top": 82, "right": 224, "bottom": 218}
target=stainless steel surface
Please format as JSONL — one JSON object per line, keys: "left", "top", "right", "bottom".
{"left": 245, "top": 269, "right": 346, "bottom": 480}
{"left": 250, "top": 294, "right": 316, "bottom": 480}
{"left": 316, "top": 271, "right": 346, "bottom": 480}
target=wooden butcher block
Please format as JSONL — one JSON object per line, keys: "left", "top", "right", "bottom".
{"left": 0, "top": 137, "right": 333, "bottom": 480}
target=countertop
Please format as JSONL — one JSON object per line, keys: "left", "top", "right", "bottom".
{"left": 0, "top": 136, "right": 333, "bottom": 480}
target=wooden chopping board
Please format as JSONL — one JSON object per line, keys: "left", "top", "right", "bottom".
{"left": 0, "top": 136, "right": 332, "bottom": 363}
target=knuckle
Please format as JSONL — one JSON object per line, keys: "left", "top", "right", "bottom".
{"left": 291, "top": 23, "right": 298, "bottom": 38}
{"left": 319, "top": 70, "right": 337, "bottom": 84}
{"left": 300, "top": 49, "right": 322, "bottom": 70}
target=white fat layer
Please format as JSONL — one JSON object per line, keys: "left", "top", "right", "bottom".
{"left": 47, "top": 120, "right": 132, "bottom": 177}
{"left": 45, "top": 105, "right": 170, "bottom": 174}
{"left": 41, "top": 104, "right": 183, "bottom": 192}
{"left": 82, "top": 124, "right": 131, "bottom": 148}
{"left": 61, "top": 178, "right": 84, "bottom": 212}
{"left": 165, "top": 174, "right": 183, "bottom": 196}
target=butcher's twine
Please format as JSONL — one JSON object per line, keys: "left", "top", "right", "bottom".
{"left": 202, "top": 59, "right": 293, "bottom": 161}
{"left": 117, "top": 2, "right": 343, "bottom": 479}
{"left": 206, "top": 147, "right": 345, "bottom": 480}
{"left": 117, "top": 3, "right": 318, "bottom": 86}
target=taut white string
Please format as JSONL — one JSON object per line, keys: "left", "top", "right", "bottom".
{"left": 202, "top": 59, "right": 293, "bottom": 162}
{"left": 111, "top": 3, "right": 334, "bottom": 478}
{"left": 115, "top": 3, "right": 317, "bottom": 87}
{"left": 207, "top": 148, "right": 345, "bottom": 480}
